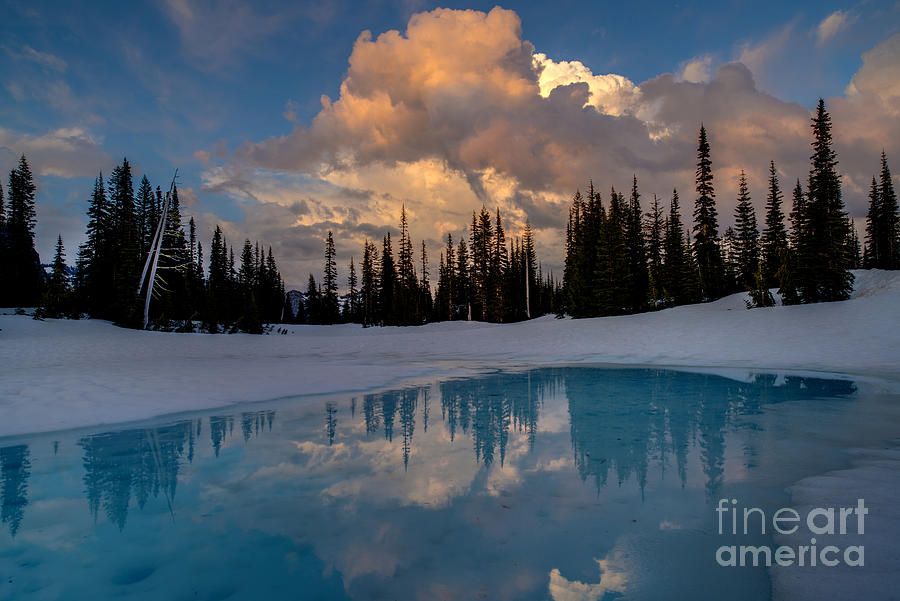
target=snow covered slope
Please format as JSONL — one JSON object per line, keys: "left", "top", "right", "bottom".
{"left": 1, "top": 270, "right": 899, "bottom": 438}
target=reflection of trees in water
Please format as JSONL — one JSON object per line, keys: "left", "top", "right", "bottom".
{"left": 325, "top": 403, "right": 338, "bottom": 446}
{"left": 3, "top": 371, "right": 858, "bottom": 537}
{"left": 358, "top": 388, "right": 421, "bottom": 468}
{"left": 566, "top": 370, "right": 855, "bottom": 498}
{"left": 77, "top": 410, "right": 276, "bottom": 530}
{"left": 79, "top": 421, "right": 195, "bottom": 530}
{"left": 357, "top": 372, "right": 552, "bottom": 468}
{"left": 440, "top": 372, "right": 551, "bottom": 466}
{"left": 353, "top": 369, "right": 855, "bottom": 499}
{"left": 1, "top": 445, "right": 30, "bottom": 537}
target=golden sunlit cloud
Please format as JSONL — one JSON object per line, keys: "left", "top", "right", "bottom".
{"left": 202, "top": 6, "right": 900, "bottom": 286}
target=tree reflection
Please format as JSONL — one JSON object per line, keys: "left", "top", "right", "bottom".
{"left": 78, "top": 410, "right": 277, "bottom": 529}
{"left": 1, "top": 445, "right": 30, "bottom": 537}
{"left": 4, "top": 369, "right": 857, "bottom": 536}
{"left": 353, "top": 368, "right": 855, "bottom": 500}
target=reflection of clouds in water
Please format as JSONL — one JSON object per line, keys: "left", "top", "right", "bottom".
{"left": 549, "top": 554, "right": 630, "bottom": 601}
{"left": 1, "top": 368, "right": 881, "bottom": 601}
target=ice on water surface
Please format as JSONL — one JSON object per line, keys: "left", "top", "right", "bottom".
{"left": 0, "top": 367, "right": 896, "bottom": 601}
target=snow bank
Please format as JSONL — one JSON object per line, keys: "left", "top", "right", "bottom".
{"left": 771, "top": 445, "right": 900, "bottom": 601}
{"left": 1, "top": 270, "right": 899, "bottom": 438}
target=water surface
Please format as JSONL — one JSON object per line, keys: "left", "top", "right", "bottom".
{"left": 1, "top": 367, "right": 898, "bottom": 600}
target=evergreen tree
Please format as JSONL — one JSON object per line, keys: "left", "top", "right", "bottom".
{"left": 435, "top": 234, "right": 456, "bottom": 321}
{"left": 187, "top": 216, "right": 204, "bottom": 316}
{"left": 878, "top": 152, "right": 899, "bottom": 268}
{"left": 40, "top": 235, "right": 70, "bottom": 318}
{"left": 305, "top": 274, "right": 321, "bottom": 324}
{"left": 625, "top": 175, "right": 649, "bottom": 311}
{"left": 396, "top": 207, "right": 418, "bottom": 324}
{"left": 733, "top": 170, "right": 760, "bottom": 290}
{"left": 346, "top": 256, "right": 358, "bottom": 322}
{"left": 2, "top": 155, "right": 42, "bottom": 307}
{"left": 864, "top": 175, "right": 881, "bottom": 268}
{"left": 797, "top": 99, "right": 853, "bottom": 302}
{"left": 789, "top": 179, "right": 806, "bottom": 249}
{"left": 157, "top": 185, "right": 189, "bottom": 323}
{"left": 761, "top": 161, "right": 788, "bottom": 287}
{"left": 490, "top": 208, "right": 507, "bottom": 321}
{"left": 136, "top": 175, "right": 155, "bottom": 256}
{"left": 322, "top": 230, "right": 339, "bottom": 323}
{"left": 239, "top": 239, "right": 255, "bottom": 291}
{"left": 594, "top": 188, "right": 629, "bottom": 315}
{"left": 522, "top": 220, "right": 538, "bottom": 318}
{"left": 470, "top": 208, "right": 492, "bottom": 320}
{"left": 692, "top": 125, "right": 725, "bottom": 300}
{"left": 419, "top": 240, "right": 432, "bottom": 323}
{"left": 76, "top": 173, "right": 111, "bottom": 317}
{"left": 378, "top": 233, "right": 397, "bottom": 325}
{"left": 848, "top": 221, "right": 862, "bottom": 269}
{"left": 721, "top": 226, "right": 739, "bottom": 292}
{"left": 563, "top": 190, "right": 584, "bottom": 316}
{"left": 662, "top": 189, "right": 691, "bottom": 304}
{"left": 645, "top": 193, "right": 664, "bottom": 304}
{"left": 361, "top": 239, "right": 378, "bottom": 327}
{"left": 108, "top": 158, "right": 140, "bottom": 324}
{"left": 456, "top": 237, "right": 471, "bottom": 319}
{"left": 205, "top": 225, "right": 227, "bottom": 331}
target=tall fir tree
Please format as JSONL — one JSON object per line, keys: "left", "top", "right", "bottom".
{"left": 761, "top": 161, "right": 788, "bottom": 287}
{"left": 490, "top": 208, "right": 507, "bottom": 321}
{"left": 378, "top": 233, "right": 397, "bottom": 325}
{"left": 2, "top": 155, "right": 42, "bottom": 307}
{"left": 322, "top": 230, "right": 339, "bottom": 323}
{"left": 108, "top": 158, "right": 140, "bottom": 324}
{"left": 305, "top": 274, "right": 321, "bottom": 325}
{"left": 692, "top": 125, "right": 725, "bottom": 300}
{"left": 40, "top": 234, "right": 70, "bottom": 318}
{"left": 346, "top": 256, "right": 358, "bottom": 322}
{"left": 645, "top": 193, "right": 664, "bottom": 304}
{"left": 563, "top": 190, "right": 584, "bottom": 316}
{"left": 470, "top": 207, "right": 493, "bottom": 320}
{"left": 419, "top": 239, "right": 432, "bottom": 323}
{"left": 797, "top": 99, "right": 853, "bottom": 302}
{"left": 522, "top": 220, "right": 538, "bottom": 318}
{"left": 733, "top": 170, "right": 760, "bottom": 291}
{"left": 625, "top": 176, "right": 649, "bottom": 311}
{"left": 456, "top": 237, "right": 471, "bottom": 319}
{"left": 594, "top": 188, "right": 629, "bottom": 315}
{"left": 878, "top": 152, "right": 899, "bottom": 268}
{"left": 361, "top": 239, "right": 378, "bottom": 327}
{"left": 864, "top": 176, "right": 881, "bottom": 268}
{"left": 662, "top": 189, "right": 700, "bottom": 305}
{"left": 136, "top": 175, "right": 155, "bottom": 257}
{"left": 396, "top": 206, "right": 418, "bottom": 325}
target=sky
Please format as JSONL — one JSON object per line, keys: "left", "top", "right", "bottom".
{"left": 2, "top": 0, "right": 899, "bottom": 288}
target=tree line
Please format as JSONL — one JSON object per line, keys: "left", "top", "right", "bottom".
{"left": 0, "top": 156, "right": 288, "bottom": 333}
{"left": 2, "top": 98, "right": 896, "bottom": 329}
{"left": 294, "top": 205, "right": 559, "bottom": 326}
{"left": 563, "top": 99, "right": 897, "bottom": 317}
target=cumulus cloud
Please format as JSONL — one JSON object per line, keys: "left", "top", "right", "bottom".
{"left": 0, "top": 127, "right": 112, "bottom": 178}
{"left": 206, "top": 7, "right": 900, "bottom": 285}
{"left": 533, "top": 53, "right": 641, "bottom": 115}
{"left": 816, "top": 10, "right": 855, "bottom": 45}
{"left": 677, "top": 55, "right": 714, "bottom": 84}
{"left": 844, "top": 34, "right": 900, "bottom": 107}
